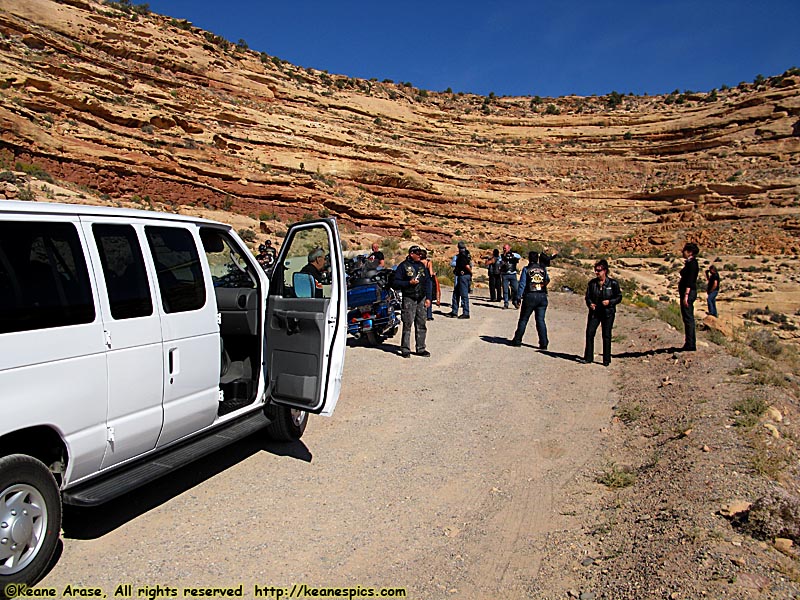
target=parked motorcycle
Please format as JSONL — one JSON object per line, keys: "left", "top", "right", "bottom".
{"left": 346, "top": 256, "right": 401, "bottom": 346}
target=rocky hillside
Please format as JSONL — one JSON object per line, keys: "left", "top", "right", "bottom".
{"left": 1, "top": 0, "right": 799, "bottom": 255}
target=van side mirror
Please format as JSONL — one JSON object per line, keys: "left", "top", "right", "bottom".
{"left": 292, "top": 273, "right": 315, "bottom": 298}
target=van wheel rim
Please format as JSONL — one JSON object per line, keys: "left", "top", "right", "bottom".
{"left": 0, "top": 484, "right": 48, "bottom": 574}
{"left": 290, "top": 409, "right": 306, "bottom": 428}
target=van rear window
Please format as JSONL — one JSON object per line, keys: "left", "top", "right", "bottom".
{"left": 0, "top": 221, "right": 95, "bottom": 334}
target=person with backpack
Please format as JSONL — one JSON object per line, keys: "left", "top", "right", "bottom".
{"left": 706, "top": 264, "right": 720, "bottom": 317}
{"left": 581, "top": 259, "right": 622, "bottom": 366}
{"left": 510, "top": 251, "right": 550, "bottom": 349}
{"left": 485, "top": 248, "right": 502, "bottom": 302}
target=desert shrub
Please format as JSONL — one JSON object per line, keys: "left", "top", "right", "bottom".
{"left": 17, "top": 184, "right": 35, "bottom": 201}
{"left": 544, "top": 104, "right": 560, "bottom": 115}
{"left": 237, "top": 228, "right": 256, "bottom": 242}
{"left": 431, "top": 259, "right": 453, "bottom": 287}
{"left": 747, "top": 329, "right": 783, "bottom": 358}
{"left": 741, "top": 488, "right": 800, "bottom": 542}
{"left": 631, "top": 294, "right": 658, "bottom": 308}
{"left": 596, "top": 464, "right": 636, "bottom": 488}
{"left": 732, "top": 396, "right": 767, "bottom": 428}
{"left": 556, "top": 267, "right": 590, "bottom": 294}
{"left": 707, "top": 328, "right": 728, "bottom": 346}
{"left": 616, "top": 276, "right": 638, "bottom": 300}
{"left": 615, "top": 402, "right": 642, "bottom": 424}
{"left": 0, "top": 171, "right": 16, "bottom": 183}
{"left": 657, "top": 301, "right": 683, "bottom": 330}
{"left": 15, "top": 161, "right": 53, "bottom": 183}
{"left": 606, "top": 91, "right": 623, "bottom": 108}
{"left": 381, "top": 237, "right": 400, "bottom": 253}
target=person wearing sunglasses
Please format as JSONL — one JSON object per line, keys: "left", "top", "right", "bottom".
{"left": 581, "top": 259, "right": 622, "bottom": 366}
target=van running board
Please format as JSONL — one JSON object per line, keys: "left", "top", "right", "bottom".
{"left": 62, "top": 410, "right": 270, "bottom": 507}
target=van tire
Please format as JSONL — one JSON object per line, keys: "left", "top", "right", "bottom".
{"left": 0, "top": 454, "right": 61, "bottom": 588}
{"left": 265, "top": 405, "right": 308, "bottom": 441}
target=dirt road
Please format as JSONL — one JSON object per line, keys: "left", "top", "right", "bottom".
{"left": 41, "top": 292, "right": 615, "bottom": 599}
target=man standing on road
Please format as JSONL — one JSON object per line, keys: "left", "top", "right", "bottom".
{"left": 510, "top": 251, "right": 550, "bottom": 349}
{"left": 393, "top": 245, "right": 432, "bottom": 358}
{"left": 500, "top": 243, "right": 521, "bottom": 309}
{"left": 448, "top": 241, "right": 472, "bottom": 319}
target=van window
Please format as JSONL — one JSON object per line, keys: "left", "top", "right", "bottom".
{"left": 0, "top": 221, "right": 95, "bottom": 334}
{"left": 145, "top": 226, "right": 206, "bottom": 313}
{"left": 93, "top": 224, "right": 153, "bottom": 320}
{"left": 273, "top": 227, "right": 332, "bottom": 299}
{"left": 199, "top": 229, "right": 256, "bottom": 289}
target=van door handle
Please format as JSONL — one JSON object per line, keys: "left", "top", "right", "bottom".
{"left": 168, "top": 348, "right": 179, "bottom": 379}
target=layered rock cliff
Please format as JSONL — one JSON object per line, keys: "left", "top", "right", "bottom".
{"left": 1, "top": 0, "right": 798, "bottom": 254}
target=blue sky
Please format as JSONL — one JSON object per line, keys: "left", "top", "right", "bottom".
{"left": 145, "top": 0, "right": 799, "bottom": 98}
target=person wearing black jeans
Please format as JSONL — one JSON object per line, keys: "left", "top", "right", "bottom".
{"left": 679, "top": 242, "right": 700, "bottom": 351}
{"left": 582, "top": 259, "right": 622, "bottom": 366}
{"left": 510, "top": 252, "right": 550, "bottom": 349}
{"left": 485, "top": 248, "right": 502, "bottom": 302}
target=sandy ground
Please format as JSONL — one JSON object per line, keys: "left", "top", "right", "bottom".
{"left": 38, "top": 291, "right": 613, "bottom": 599}
{"left": 35, "top": 289, "right": 800, "bottom": 600}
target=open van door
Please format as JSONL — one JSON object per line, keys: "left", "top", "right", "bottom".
{"left": 265, "top": 219, "right": 346, "bottom": 416}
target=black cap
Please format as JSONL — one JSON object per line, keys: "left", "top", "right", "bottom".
{"left": 409, "top": 245, "right": 422, "bottom": 255}
{"left": 457, "top": 241, "right": 466, "bottom": 249}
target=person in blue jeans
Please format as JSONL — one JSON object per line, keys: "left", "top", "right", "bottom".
{"left": 448, "top": 242, "right": 472, "bottom": 319}
{"left": 510, "top": 252, "right": 550, "bottom": 348}
{"left": 706, "top": 264, "right": 720, "bottom": 317}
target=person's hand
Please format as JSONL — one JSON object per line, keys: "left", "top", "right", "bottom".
{"left": 682, "top": 296, "right": 689, "bottom": 308}
{"left": 410, "top": 277, "right": 419, "bottom": 285}
{"left": 425, "top": 299, "right": 431, "bottom": 308}
{"left": 602, "top": 300, "right": 610, "bottom": 306}
{"left": 590, "top": 303, "right": 597, "bottom": 310}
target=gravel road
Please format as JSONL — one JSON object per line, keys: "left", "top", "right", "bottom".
{"left": 40, "top": 291, "right": 615, "bottom": 599}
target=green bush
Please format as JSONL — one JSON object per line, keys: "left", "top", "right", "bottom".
{"left": 631, "top": 294, "right": 657, "bottom": 308}
{"left": 15, "top": 161, "right": 53, "bottom": 183}
{"left": 733, "top": 396, "right": 767, "bottom": 428}
{"left": 657, "top": 301, "right": 683, "bottom": 330}
{"left": 617, "top": 276, "right": 638, "bottom": 300}
{"left": 555, "top": 267, "right": 590, "bottom": 294}
{"left": 597, "top": 464, "right": 636, "bottom": 488}
{"left": 381, "top": 237, "right": 400, "bottom": 253}
{"left": 747, "top": 329, "right": 783, "bottom": 358}
{"left": 17, "top": 184, "right": 35, "bottom": 201}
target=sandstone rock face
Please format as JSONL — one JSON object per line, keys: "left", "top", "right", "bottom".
{"left": 0, "top": 0, "right": 798, "bottom": 254}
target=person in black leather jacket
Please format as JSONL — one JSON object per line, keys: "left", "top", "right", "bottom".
{"left": 393, "top": 245, "right": 432, "bottom": 358}
{"left": 582, "top": 259, "right": 622, "bottom": 366}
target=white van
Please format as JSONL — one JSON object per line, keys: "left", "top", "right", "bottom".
{"left": 0, "top": 201, "right": 347, "bottom": 587}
